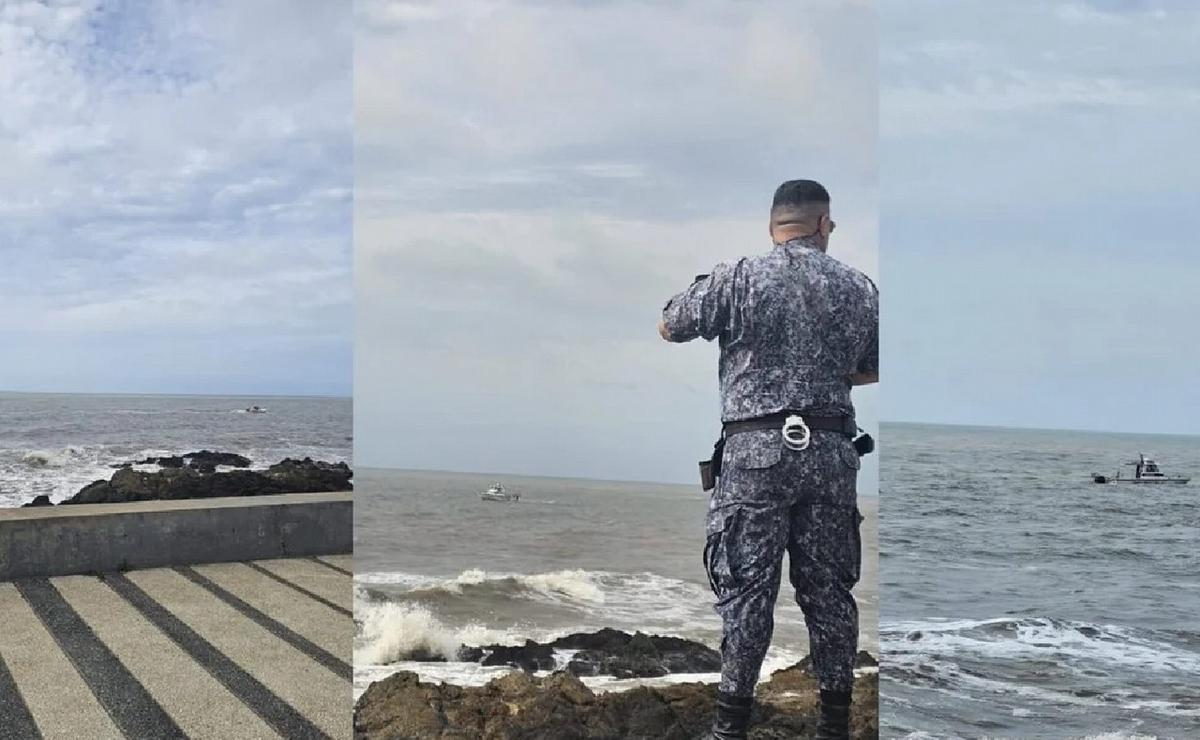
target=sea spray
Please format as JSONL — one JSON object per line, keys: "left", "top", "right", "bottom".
{"left": 354, "top": 600, "right": 522, "bottom": 665}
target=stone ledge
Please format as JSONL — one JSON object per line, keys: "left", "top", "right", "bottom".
{"left": 0, "top": 492, "right": 352, "bottom": 581}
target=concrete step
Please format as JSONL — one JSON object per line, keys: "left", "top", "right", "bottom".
{"left": 0, "top": 556, "right": 352, "bottom": 739}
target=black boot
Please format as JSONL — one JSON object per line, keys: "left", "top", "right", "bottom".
{"left": 814, "top": 689, "right": 852, "bottom": 740}
{"left": 705, "top": 690, "right": 753, "bottom": 739}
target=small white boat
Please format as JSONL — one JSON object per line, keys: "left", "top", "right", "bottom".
{"left": 480, "top": 482, "right": 519, "bottom": 502}
{"left": 1092, "top": 454, "right": 1190, "bottom": 485}
{"left": 245, "top": 405, "right": 268, "bottom": 414}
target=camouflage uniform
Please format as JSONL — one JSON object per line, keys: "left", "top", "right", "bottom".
{"left": 661, "top": 235, "right": 877, "bottom": 697}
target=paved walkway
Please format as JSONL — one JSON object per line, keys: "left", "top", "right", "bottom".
{"left": 0, "top": 555, "right": 352, "bottom": 739}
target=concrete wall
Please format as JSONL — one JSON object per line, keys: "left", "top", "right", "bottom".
{"left": 0, "top": 492, "right": 352, "bottom": 581}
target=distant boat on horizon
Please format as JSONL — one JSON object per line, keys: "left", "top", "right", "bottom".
{"left": 480, "top": 482, "right": 519, "bottom": 502}
{"left": 1092, "top": 454, "right": 1190, "bottom": 485}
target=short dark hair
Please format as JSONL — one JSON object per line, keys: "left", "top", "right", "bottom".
{"left": 772, "top": 179, "right": 830, "bottom": 211}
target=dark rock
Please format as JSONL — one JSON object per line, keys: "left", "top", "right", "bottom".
{"left": 461, "top": 629, "right": 721, "bottom": 678}
{"left": 134, "top": 455, "right": 185, "bottom": 468}
{"left": 130, "top": 451, "right": 251, "bottom": 469}
{"left": 265, "top": 457, "right": 354, "bottom": 491}
{"left": 557, "top": 629, "right": 721, "bottom": 678}
{"left": 183, "top": 450, "right": 252, "bottom": 468}
{"left": 353, "top": 660, "right": 879, "bottom": 739}
{"left": 455, "top": 646, "right": 484, "bottom": 663}
{"left": 21, "top": 494, "right": 54, "bottom": 508}
{"left": 61, "top": 456, "right": 352, "bottom": 504}
{"left": 478, "top": 640, "right": 556, "bottom": 672}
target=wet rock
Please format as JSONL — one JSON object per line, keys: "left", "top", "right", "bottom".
{"left": 478, "top": 640, "right": 556, "bottom": 672}
{"left": 61, "top": 456, "right": 352, "bottom": 504}
{"left": 266, "top": 457, "right": 354, "bottom": 490}
{"left": 460, "top": 629, "right": 721, "bottom": 678}
{"left": 354, "top": 658, "right": 879, "bottom": 739}
{"left": 21, "top": 494, "right": 54, "bottom": 508}
{"left": 184, "top": 450, "right": 252, "bottom": 468}
{"left": 129, "top": 451, "right": 251, "bottom": 469}
{"left": 557, "top": 628, "right": 722, "bottom": 678}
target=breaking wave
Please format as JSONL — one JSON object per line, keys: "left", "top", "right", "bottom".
{"left": 354, "top": 600, "right": 524, "bottom": 665}
{"left": 358, "top": 568, "right": 605, "bottom": 604}
{"left": 884, "top": 616, "right": 1200, "bottom": 675}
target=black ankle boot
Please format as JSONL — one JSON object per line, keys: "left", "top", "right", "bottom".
{"left": 814, "top": 689, "right": 852, "bottom": 740}
{"left": 705, "top": 690, "right": 753, "bottom": 739}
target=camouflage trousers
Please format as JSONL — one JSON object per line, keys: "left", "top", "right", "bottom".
{"left": 703, "top": 428, "right": 863, "bottom": 697}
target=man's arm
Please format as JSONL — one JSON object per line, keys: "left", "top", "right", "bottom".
{"left": 849, "top": 280, "right": 879, "bottom": 384}
{"left": 658, "top": 263, "right": 737, "bottom": 344}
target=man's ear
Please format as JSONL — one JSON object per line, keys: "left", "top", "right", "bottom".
{"left": 819, "top": 214, "right": 832, "bottom": 238}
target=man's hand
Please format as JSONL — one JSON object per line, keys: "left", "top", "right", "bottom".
{"left": 850, "top": 372, "right": 878, "bottom": 386}
{"left": 657, "top": 319, "right": 673, "bottom": 342}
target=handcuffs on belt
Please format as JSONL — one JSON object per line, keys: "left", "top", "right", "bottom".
{"left": 699, "top": 414, "right": 874, "bottom": 491}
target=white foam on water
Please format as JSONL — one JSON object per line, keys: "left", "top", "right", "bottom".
{"left": 356, "top": 568, "right": 721, "bottom": 639}
{"left": 354, "top": 599, "right": 529, "bottom": 666}
{"left": 882, "top": 616, "right": 1200, "bottom": 675}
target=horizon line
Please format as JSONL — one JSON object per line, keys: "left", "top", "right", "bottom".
{"left": 0, "top": 389, "right": 351, "bottom": 400}
{"left": 880, "top": 419, "right": 1199, "bottom": 438}
{"left": 352, "top": 464, "right": 884, "bottom": 495}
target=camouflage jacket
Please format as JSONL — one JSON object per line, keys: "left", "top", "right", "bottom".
{"left": 661, "top": 236, "right": 877, "bottom": 422}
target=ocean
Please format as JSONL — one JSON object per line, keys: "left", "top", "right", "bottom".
{"left": 353, "top": 468, "right": 878, "bottom": 699}
{"left": 0, "top": 392, "right": 353, "bottom": 507}
{"left": 880, "top": 422, "right": 1199, "bottom": 739}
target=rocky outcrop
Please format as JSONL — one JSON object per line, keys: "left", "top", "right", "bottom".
{"left": 61, "top": 457, "right": 352, "bottom": 505}
{"left": 353, "top": 657, "right": 879, "bottom": 739}
{"left": 451, "top": 629, "right": 721, "bottom": 678}
{"left": 115, "top": 450, "right": 253, "bottom": 471}
{"left": 21, "top": 494, "right": 54, "bottom": 508}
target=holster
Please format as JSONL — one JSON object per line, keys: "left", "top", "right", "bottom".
{"left": 853, "top": 432, "right": 875, "bottom": 456}
{"left": 699, "top": 435, "right": 725, "bottom": 491}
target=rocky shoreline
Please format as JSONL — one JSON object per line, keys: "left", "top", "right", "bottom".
{"left": 20, "top": 451, "right": 352, "bottom": 507}
{"left": 354, "top": 654, "right": 879, "bottom": 739}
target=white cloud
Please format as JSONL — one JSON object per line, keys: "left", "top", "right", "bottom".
{"left": 0, "top": 0, "right": 352, "bottom": 394}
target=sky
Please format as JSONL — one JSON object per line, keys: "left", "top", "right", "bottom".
{"left": 0, "top": 0, "right": 352, "bottom": 397}
{"left": 882, "top": 0, "right": 1200, "bottom": 434}
{"left": 355, "top": 0, "right": 879, "bottom": 485}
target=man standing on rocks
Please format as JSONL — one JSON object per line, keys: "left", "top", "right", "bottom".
{"left": 658, "top": 180, "right": 878, "bottom": 740}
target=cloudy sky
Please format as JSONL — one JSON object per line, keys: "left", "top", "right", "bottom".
{"left": 0, "top": 0, "right": 352, "bottom": 396}
{"left": 883, "top": 0, "right": 1199, "bottom": 434}
{"left": 355, "top": 0, "right": 879, "bottom": 485}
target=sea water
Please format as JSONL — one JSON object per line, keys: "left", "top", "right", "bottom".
{"left": 881, "top": 422, "right": 1199, "bottom": 738}
{"left": 353, "top": 468, "right": 878, "bottom": 698}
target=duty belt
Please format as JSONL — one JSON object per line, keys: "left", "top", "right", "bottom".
{"left": 722, "top": 412, "right": 857, "bottom": 439}
{"left": 700, "top": 412, "right": 865, "bottom": 492}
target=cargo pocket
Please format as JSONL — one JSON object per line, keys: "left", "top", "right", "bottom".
{"left": 703, "top": 507, "right": 741, "bottom": 597}
{"left": 848, "top": 507, "right": 864, "bottom": 586}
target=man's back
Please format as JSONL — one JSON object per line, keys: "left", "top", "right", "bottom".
{"left": 663, "top": 235, "right": 878, "bottom": 421}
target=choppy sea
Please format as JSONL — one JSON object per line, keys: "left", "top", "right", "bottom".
{"left": 0, "top": 392, "right": 352, "bottom": 507}
{"left": 881, "top": 422, "right": 1199, "bottom": 739}
{"left": 353, "top": 468, "right": 878, "bottom": 699}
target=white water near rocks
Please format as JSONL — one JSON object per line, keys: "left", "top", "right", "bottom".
{"left": 353, "top": 468, "right": 878, "bottom": 700}
{"left": 0, "top": 392, "right": 352, "bottom": 507}
{"left": 881, "top": 423, "right": 1200, "bottom": 739}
